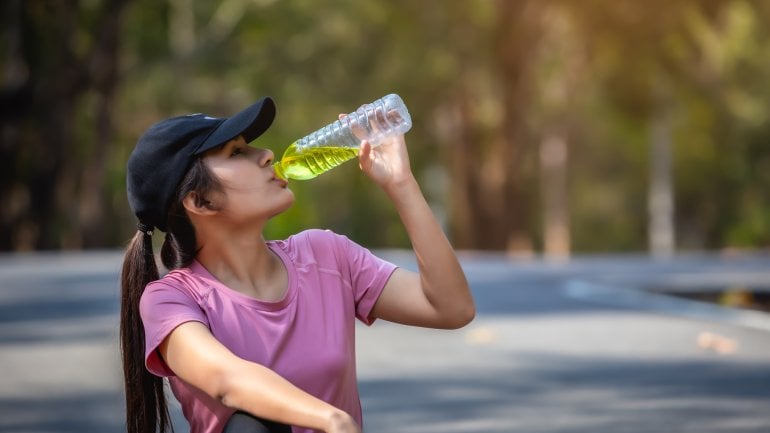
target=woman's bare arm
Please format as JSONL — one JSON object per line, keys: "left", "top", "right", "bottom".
{"left": 159, "top": 321, "right": 360, "bottom": 433}
{"left": 359, "top": 136, "right": 475, "bottom": 329}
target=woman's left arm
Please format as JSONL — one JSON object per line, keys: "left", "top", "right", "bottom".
{"left": 359, "top": 135, "right": 475, "bottom": 329}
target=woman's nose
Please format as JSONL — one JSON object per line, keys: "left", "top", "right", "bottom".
{"left": 259, "top": 148, "right": 275, "bottom": 166}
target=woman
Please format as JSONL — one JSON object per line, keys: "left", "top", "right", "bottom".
{"left": 120, "top": 96, "right": 475, "bottom": 433}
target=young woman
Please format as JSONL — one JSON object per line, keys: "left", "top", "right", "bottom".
{"left": 120, "top": 96, "right": 475, "bottom": 433}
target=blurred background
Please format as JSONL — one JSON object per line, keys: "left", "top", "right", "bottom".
{"left": 2, "top": 0, "right": 769, "bottom": 256}
{"left": 2, "top": 2, "right": 770, "bottom": 433}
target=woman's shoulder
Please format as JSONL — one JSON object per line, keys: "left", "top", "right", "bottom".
{"left": 276, "top": 228, "right": 346, "bottom": 248}
{"left": 273, "top": 229, "right": 352, "bottom": 264}
{"left": 143, "top": 266, "right": 210, "bottom": 301}
{"left": 139, "top": 267, "right": 211, "bottom": 339}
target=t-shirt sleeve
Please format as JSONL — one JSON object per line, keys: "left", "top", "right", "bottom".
{"left": 139, "top": 280, "right": 209, "bottom": 377}
{"left": 330, "top": 232, "right": 398, "bottom": 325}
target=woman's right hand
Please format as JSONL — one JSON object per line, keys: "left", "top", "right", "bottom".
{"left": 325, "top": 410, "right": 361, "bottom": 433}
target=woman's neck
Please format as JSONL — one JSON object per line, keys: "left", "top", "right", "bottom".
{"left": 195, "top": 231, "right": 288, "bottom": 302}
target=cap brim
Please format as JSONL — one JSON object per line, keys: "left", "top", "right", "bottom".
{"left": 194, "top": 97, "right": 276, "bottom": 155}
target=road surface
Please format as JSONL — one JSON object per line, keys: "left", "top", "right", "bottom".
{"left": 1, "top": 250, "right": 769, "bottom": 432}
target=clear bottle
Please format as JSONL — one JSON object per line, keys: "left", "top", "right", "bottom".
{"left": 274, "top": 93, "right": 412, "bottom": 181}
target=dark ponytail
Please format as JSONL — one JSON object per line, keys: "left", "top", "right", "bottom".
{"left": 120, "top": 230, "right": 168, "bottom": 433}
{"left": 120, "top": 157, "right": 222, "bottom": 433}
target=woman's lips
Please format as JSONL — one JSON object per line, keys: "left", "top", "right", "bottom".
{"left": 272, "top": 176, "right": 288, "bottom": 188}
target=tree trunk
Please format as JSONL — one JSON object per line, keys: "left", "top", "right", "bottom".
{"left": 648, "top": 101, "right": 675, "bottom": 257}
{"left": 443, "top": 0, "right": 543, "bottom": 252}
{"left": 77, "top": 0, "right": 130, "bottom": 248}
{"left": 493, "top": 0, "right": 543, "bottom": 254}
{"left": 540, "top": 130, "right": 570, "bottom": 260}
{"left": 0, "top": 0, "right": 130, "bottom": 250}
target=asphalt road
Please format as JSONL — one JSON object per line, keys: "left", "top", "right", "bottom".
{"left": 1, "top": 250, "right": 769, "bottom": 433}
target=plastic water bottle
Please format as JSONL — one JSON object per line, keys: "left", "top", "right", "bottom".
{"left": 274, "top": 94, "right": 412, "bottom": 181}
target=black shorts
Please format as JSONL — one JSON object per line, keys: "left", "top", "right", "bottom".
{"left": 222, "top": 411, "right": 291, "bottom": 433}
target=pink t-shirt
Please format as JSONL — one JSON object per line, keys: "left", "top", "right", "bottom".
{"left": 139, "top": 229, "right": 398, "bottom": 433}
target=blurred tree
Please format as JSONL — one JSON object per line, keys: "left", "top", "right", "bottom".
{"left": 2, "top": 0, "right": 769, "bottom": 252}
{"left": 1, "top": 0, "right": 130, "bottom": 250}
{"left": 560, "top": 0, "right": 770, "bottom": 252}
{"left": 532, "top": 4, "right": 586, "bottom": 260}
{"left": 425, "top": 0, "right": 545, "bottom": 252}
{"left": 679, "top": 0, "right": 770, "bottom": 249}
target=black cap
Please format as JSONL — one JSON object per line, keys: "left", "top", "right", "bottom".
{"left": 127, "top": 97, "right": 275, "bottom": 232}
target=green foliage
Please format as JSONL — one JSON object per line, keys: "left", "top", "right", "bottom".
{"left": 3, "top": 0, "right": 770, "bottom": 251}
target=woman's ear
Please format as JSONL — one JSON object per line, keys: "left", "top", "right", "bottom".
{"left": 182, "top": 191, "right": 219, "bottom": 217}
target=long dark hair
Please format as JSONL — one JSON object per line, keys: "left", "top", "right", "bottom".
{"left": 120, "top": 158, "right": 221, "bottom": 433}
